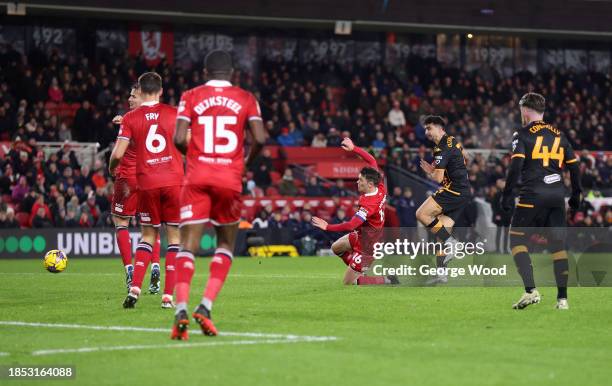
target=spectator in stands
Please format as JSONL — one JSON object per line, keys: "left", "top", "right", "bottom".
{"left": 278, "top": 169, "right": 298, "bottom": 196}
{"left": 250, "top": 148, "right": 273, "bottom": 188}
{"left": 94, "top": 186, "right": 110, "bottom": 213}
{"left": 489, "top": 179, "right": 511, "bottom": 253}
{"left": 48, "top": 77, "right": 63, "bottom": 103}
{"left": 80, "top": 192, "right": 100, "bottom": 224}
{"left": 91, "top": 168, "right": 107, "bottom": 189}
{"left": 0, "top": 164, "right": 16, "bottom": 194}
{"left": 73, "top": 100, "right": 93, "bottom": 142}
{"left": 29, "top": 194, "right": 52, "bottom": 226}
{"left": 372, "top": 131, "right": 386, "bottom": 150}
{"left": 326, "top": 127, "right": 342, "bottom": 147}
{"left": 64, "top": 209, "right": 78, "bottom": 227}
{"left": 32, "top": 206, "right": 53, "bottom": 228}
{"left": 311, "top": 132, "right": 327, "bottom": 148}
{"left": 11, "top": 175, "right": 29, "bottom": 203}
{"left": 0, "top": 207, "right": 19, "bottom": 228}
{"left": 277, "top": 127, "right": 297, "bottom": 147}
{"left": 252, "top": 206, "right": 272, "bottom": 229}
{"left": 388, "top": 100, "right": 406, "bottom": 128}
{"left": 391, "top": 187, "right": 417, "bottom": 228}
{"left": 79, "top": 211, "right": 93, "bottom": 227}
{"left": 328, "top": 179, "right": 351, "bottom": 197}
{"left": 305, "top": 176, "right": 324, "bottom": 196}
{"left": 20, "top": 190, "right": 38, "bottom": 215}
{"left": 268, "top": 211, "right": 284, "bottom": 229}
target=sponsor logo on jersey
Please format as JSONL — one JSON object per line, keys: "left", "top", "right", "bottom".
{"left": 543, "top": 173, "right": 561, "bottom": 184}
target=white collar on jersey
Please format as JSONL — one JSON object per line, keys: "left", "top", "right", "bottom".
{"left": 140, "top": 101, "right": 159, "bottom": 106}
{"left": 364, "top": 187, "right": 379, "bottom": 197}
{"left": 205, "top": 80, "right": 232, "bottom": 87}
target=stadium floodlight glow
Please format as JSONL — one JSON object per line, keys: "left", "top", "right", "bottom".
{"left": 467, "top": 33, "right": 474, "bottom": 39}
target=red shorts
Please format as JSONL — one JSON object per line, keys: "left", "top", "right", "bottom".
{"left": 347, "top": 231, "right": 373, "bottom": 273}
{"left": 180, "top": 185, "right": 242, "bottom": 226}
{"left": 112, "top": 177, "right": 138, "bottom": 218}
{"left": 138, "top": 185, "right": 181, "bottom": 227}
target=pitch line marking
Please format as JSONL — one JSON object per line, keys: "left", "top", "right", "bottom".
{"left": 0, "top": 352, "right": 9, "bottom": 357}
{"left": 31, "top": 337, "right": 336, "bottom": 356}
{"left": 0, "top": 321, "right": 339, "bottom": 342}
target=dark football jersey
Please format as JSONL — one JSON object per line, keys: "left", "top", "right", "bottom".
{"left": 510, "top": 120, "right": 578, "bottom": 204}
{"left": 433, "top": 135, "right": 471, "bottom": 196}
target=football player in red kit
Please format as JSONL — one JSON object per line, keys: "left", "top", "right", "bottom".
{"left": 170, "top": 50, "right": 266, "bottom": 339}
{"left": 111, "top": 84, "right": 163, "bottom": 294}
{"left": 109, "top": 72, "right": 183, "bottom": 309}
{"left": 312, "top": 137, "right": 393, "bottom": 285}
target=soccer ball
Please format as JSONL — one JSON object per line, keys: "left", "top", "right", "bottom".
{"left": 43, "top": 250, "right": 68, "bottom": 273}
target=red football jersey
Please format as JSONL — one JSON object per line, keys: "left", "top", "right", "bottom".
{"left": 177, "top": 80, "right": 262, "bottom": 192}
{"left": 118, "top": 102, "right": 184, "bottom": 189}
{"left": 355, "top": 180, "right": 387, "bottom": 232}
{"left": 115, "top": 140, "right": 136, "bottom": 179}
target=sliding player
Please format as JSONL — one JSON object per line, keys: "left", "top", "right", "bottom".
{"left": 171, "top": 50, "right": 266, "bottom": 339}
{"left": 109, "top": 72, "right": 183, "bottom": 309}
{"left": 416, "top": 115, "right": 472, "bottom": 284}
{"left": 501, "top": 92, "right": 582, "bottom": 310}
{"left": 111, "top": 84, "right": 162, "bottom": 294}
{"left": 311, "top": 137, "right": 392, "bottom": 285}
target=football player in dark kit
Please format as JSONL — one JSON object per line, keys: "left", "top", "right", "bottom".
{"left": 501, "top": 92, "right": 582, "bottom": 310}
{"left": 416, "top": 115, "right": 472, "bottom": 284}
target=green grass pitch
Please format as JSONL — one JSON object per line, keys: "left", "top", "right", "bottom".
{"left": 1, "top": 256, "right": 612, "bottom": 386}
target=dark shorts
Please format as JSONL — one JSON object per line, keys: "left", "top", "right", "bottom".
{"left": 431, "top": 188, "right": 472, "bottom": 222}
{"left": 511, "top": 199, "right": 566, "bottom": 229}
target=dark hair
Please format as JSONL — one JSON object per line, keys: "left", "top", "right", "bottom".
{"left": 205, "top": 50, "right": 233, "bottom": 74}
{"left": 519, "top": 92, "right": 545, "bottom": 113}
{"left": 422, "top": 115, "right": 446, "bottom": 127}
{"left": 130, "top": 83, "right": 140, "bottom": 91}
{"left": 360, "top": 167, "right": 382, "bottom": 186}
{"left": 138, "top": 72, "right": 162, "bottom": 94}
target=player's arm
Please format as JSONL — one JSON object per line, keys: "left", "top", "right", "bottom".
{"left": 174, "top": 119, "right": 190, "bottom": 155}
{"left": 563, "top": 136, "right": 582, "bottom": 209}
{"left": 501, "top": 131, "right": 526, "bottom": 211}
{"left": 312, "top": 214, "right": 365, "bottom": 232}
{"left": 420, "top": 145, "right": 448, "bottom": 183}
{"left": 108, "top": 139, "right": 129, "bottom": 176}
{"left": 174, "top": 94, "right": 192, "bottom": 155}
{"left": 245, "top": 119, "right": 266, "bottom": 168}
{"left": 342, "top": 137, "right": 378, "bottom": 168}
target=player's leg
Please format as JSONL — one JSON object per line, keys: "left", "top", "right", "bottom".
{"left": 172, "top": 185, "right": 211, "bottom": 340}
{"left": 161, "top": 224, "right": 180, "bottom": 308}
{"left": 112, "top": 178, "right": 138, "bottom": 292}
{"left": 192, "top": 222, "right": 238, "bottom": 336}
{"left": 192, "top": 187, "right": 241, "bottom": 337}
{"left": 112, "top": 214, "right": 133, "bottom": 291}
{"left": 159, "top": 185, "right": 182, "bottom": 308}
{"left": 416, "top": 195, "right": 454, "bottom": 245}
{"left": 547, "top": 207, "right": 570, "bottom": 309}
{"left": 331, "top": 234, "right": 353, "bottom": 265}
{"left": 509, "top": 204, "right": 541, "bottom": 309}
{"left": 124, "top": 224, "right": 158, "bottom": 308}
{"left": 149, "top": 234, "right": 162, "bottom": 294}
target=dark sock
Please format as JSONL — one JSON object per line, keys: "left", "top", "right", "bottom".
{"left": 436, "top": 254, "right": 447, "bottom": 268}
{"left": 513, "top": 251, "right": 535, "bottom": 291}
{"left": 553, "top": 258, "right": 569, "bottom": 299}
{"left": 427, "top": 218, "right": 452, "bottom": 243}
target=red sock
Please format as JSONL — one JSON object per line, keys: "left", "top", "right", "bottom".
{"left": 152, "top": 235, "right": 161, "bottom": 265}
{"left": 175, "top": 250, "right": 196, "bottom": 305}
{"left": 357, "top": 276, "right": 387, "bottom": 285}
{"left": 202, "top": 248, "right": 233, "bottom": 304}
{"left": 116, "top": 226, "right": 132, "bottom": 266}
{"left": 339, "top": 251, "right": 352, "bottom": 266}
{"left": 163, "top": 244, "right": 179, "bottom": 296}
{"left": 131, "top": 242, "right": 153, "bottom": 290}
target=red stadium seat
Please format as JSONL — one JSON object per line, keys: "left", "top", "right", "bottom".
{"left": 269, "top": 171, "right": 282, "bottom": 185}
{"left": 265, "top": 186, "right": 280, "bottom": 196}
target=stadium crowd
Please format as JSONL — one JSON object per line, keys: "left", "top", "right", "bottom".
{"left": 0, "top": 48, "right": 610, "bottom": 233}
